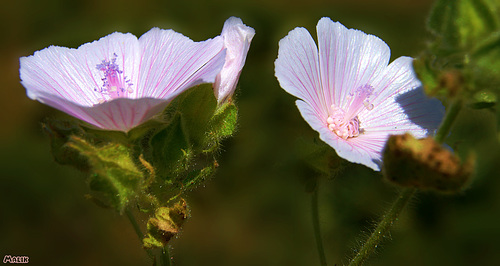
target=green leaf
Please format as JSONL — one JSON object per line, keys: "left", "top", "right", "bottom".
{"left": 471, "top": 31, "right": 500, "bottom": 91}
{"left": 66, "top": 136, "right": 143, "bottom": 212}
{"left": 428, "top": 0, "right": 499, "bottom": 51}
{"left": 427, "top": 0, "right": 460, "bottom": 50}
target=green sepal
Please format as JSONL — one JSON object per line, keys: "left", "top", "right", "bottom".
{"left": 149, "top": 113, "right": 191, "bottom": 177}
{"left": 181, "top": 162, "right": 217, "bottom": 190}
{"left": 166, "top": 84, "right": 218, "bottom": 151}
{"left": 294, "top": 137, "right": 345, "bottom": 193}
{"left": 204, "top": 102, "right": 238, "bottom": 152}
{"left": 65, "top": 136, "right": 143, "bottom": 212}
{"left": 42, "top": 119, "right": 90, "bottom": 172}
{"left": 295, "top": 137, "right": 344, "bottom": 177}
{"left": 211, "top": 102, "right": 238, "bottom": 138}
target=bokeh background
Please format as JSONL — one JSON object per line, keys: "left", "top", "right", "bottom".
{"left": 2, "top": 0, "right": 500, "bottom": 265}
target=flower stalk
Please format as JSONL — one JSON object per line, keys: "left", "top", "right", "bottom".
{"left": 349, "top": 97, "right": 463, "bottom": 265}
{"left": 348, "top": 187, "right": 415, "bottom": 266}
{"left": 311, "top": 186, "right": 328, "bottom": 266}
{"left": 434, "top": 98, "right": 463, "bottom": 144}
{"left": 125, "top": 208, "right": 155, "bottom": 260}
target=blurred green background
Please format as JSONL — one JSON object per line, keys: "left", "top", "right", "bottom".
{"left": 2, "top": 0, "right": 500, "bottom": 265}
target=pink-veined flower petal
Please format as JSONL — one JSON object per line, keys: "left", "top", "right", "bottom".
{"left": 20, "top": 32, "right": 140, "bottom": 107}
{"left": 317, "top": 17, "right": 390, "bottom": 109}
{"left": 275, "top": 27, "right": 324, "bottom": 119}
{"left": 20, "top": 26, "right": 226, "bottom": 132}
{"left": 213, "top": 17, "right": 255, "bottom": 103}
{"left": 276, "top": 17, "right": 444, "bottom": 171}
{"left": 137, "top": 28, "right": 226, "bottom": 100}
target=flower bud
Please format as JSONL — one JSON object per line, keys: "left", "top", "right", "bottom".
{"left": 382, "top": 133, "right": 474, "bottom": 193}
{"left": 143, "top": 199, "right": 189, "bottom": 249}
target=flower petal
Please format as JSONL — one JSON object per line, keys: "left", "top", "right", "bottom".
{"left": 20, "top": 32, "right": 140, "bottom": 107}
{"left": 275, "top": 26, "right": 325, "bottom": 118}
{"left": 32, "top": 91, "right": 168, "bottom": 131}
{"left": 296, "top": 99, "right": 381, "bottom": 170}
{"left": 137, "top": 28, "right": 226, "bottom": 101}
{"left": 317, "top": 17, "right": 390, "bottom": 109}
{"left": 214, "top": 17, "right": 255, "bottom": 103}
{"left": 362, "top": 56, "right": 444, "bottom": 137}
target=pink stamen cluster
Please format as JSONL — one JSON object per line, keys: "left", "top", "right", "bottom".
{"left": 95, "top": 53, "right": 133, "bottom": 103}
{"left": 327, "top": 85, "right": 374, "bottom": 140}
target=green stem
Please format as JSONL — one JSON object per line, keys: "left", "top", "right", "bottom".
{"left": 160, "top": 246, "right": 172, "bottom": 266}
{"left": 348, "top": 97, "right": 463, "bottom": 265}
{"left": 125, "top": 208, "right": 144, "bottom": 242}
{"left": 434, "top": 98, "right": 463, "bottom": 144}
{"left": 312, "top": 187, "right": 328, "bottom": 266}
{"left": 348, "top": 188, "right": 416, "bottom": 266}
{"left": 125, "top": 208, "right": 155, "bottom": 260}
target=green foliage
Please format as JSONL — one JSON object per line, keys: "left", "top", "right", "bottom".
{"left": 415, "top": 0, "right": 500, "bottom": 113}
{"left": 169, "top": 84, "right": 218, "bottom": 150}
{"left": 140, "top": 84, "right": 238, "bottom": 207}
{"left": 43, "top": 83, "right": 240, "bottom": 247}
{"left": 42, "top": 119, "right": 90, "bottom": 172}
{"left": 65, "top": 136, "right": 143, "bottom": 212}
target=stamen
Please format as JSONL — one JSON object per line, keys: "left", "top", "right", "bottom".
{"left": 94, "top": 53, "right": 133, "bottom": 103}
{"left": 326, "top": 84, "right": 375, "bottom": 140}
{"left": 344, "top": 84, "right": 374, "bottom": 121}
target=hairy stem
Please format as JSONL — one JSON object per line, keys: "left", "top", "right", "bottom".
{"left": 312, "top": 187, "right": 328, "bottom": 266}
{"left": 348, "top": 97, "right": 462, "bottom": 265}
{"left": 125, "top": 208, "right": 154, "bottom": 260}
{"left": 348, "top": 188, "right": 416, "bottom": 266}
{"left": 160, "top": 246, "right": 171, "bottom": 266}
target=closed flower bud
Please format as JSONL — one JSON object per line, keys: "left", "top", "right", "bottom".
{"left": 143, "top": 199, "right": 189, "bottom": 249}
{"left": 382, "top": 133, "right": 474, "bottom": 193}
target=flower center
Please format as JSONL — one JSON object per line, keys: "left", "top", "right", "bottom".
{"left": 95, "top": 53, "right": 133, "bottom": 103}
{"left": 327, "top": 85, "right": 374, "bottom": 140}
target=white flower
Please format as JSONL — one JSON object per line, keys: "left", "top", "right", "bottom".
{"left": 213, "top": 17, "right": 255, "bottom": 103}
{"left": 275, "top": 17, "right": 444, "bottom": 171}
{"left": 20, "top": 27, "right": 226, "bottom": 131}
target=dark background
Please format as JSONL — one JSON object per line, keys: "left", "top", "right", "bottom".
{"left": 2, "top": 0, "right": 500, "bottom": 265}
